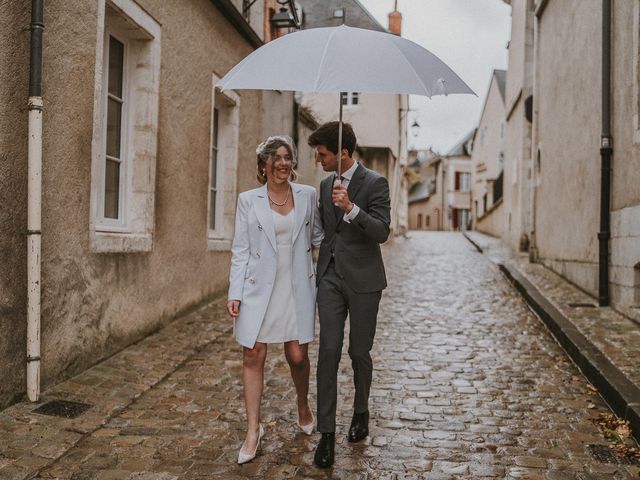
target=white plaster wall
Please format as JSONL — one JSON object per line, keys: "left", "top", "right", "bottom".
{"left": 471, "top": 73, "right": 505, "bottom": 225}
{"left": 503, "top": 0, "right": 533, "bottom": 251}
{"left": 534, "top": 0, "right": 600, "bottom": 276}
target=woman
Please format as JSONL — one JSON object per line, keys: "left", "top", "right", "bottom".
{"left": 227, "top": 135, "right": 323, "bottom": 464}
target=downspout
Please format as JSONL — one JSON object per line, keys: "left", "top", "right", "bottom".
{"left": 27, "top": 0, "right": 44, "bottom": 401}
{"left": 598, "top": 0, "right": 612, "bottom": 306}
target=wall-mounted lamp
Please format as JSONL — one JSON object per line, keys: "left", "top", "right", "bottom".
{"left": 411, "top": 119, "right": 420, "bottom": 138}
{"left": 270, "top": 0, "right": 299, "bottom": 29}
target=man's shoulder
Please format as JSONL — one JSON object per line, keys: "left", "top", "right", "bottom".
{"left": 358, "top": 165, "right": 387, "bottom": 184}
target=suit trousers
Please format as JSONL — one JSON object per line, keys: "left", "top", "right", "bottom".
{"left": 316, "top": 261, "right": 382, "bottom": 433}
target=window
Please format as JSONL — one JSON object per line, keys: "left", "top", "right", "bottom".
{"left": 90, "top": 0, "right": 161, "bottom": 252}
{"left": 455, "top": 172, "right": 471, "bottom": 192}
{"left": 459, "top": 209, "right": 471, "bottom": 231}
{"left": 341, "top": 92, "right": 359, "bottom": 106}
{"left": 209, "top": 108, "right": 220, "bottom": 231}
{"left": 242, "top": 0, "right": 252, "bottom": 22}
{"left": 207, "top": 75, "right": 240, "bottom": 250}
{"left": 426, "top": 215, "right": 430, "bottom": 227}
{"left": 635, "top": 263, "right": 640, "bottom": 307}
{"left": 104, "top": 35, "right": 125, "bottom": 221}
{"left": 417, "top": 214, "right": 422, "bottom": 229}
{"left": 454, "top": 208, "right": 471, "bottom": 230}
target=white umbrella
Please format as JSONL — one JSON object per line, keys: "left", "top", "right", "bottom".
{"left": 217, "top": 24, "right": 476, "bottom": 172}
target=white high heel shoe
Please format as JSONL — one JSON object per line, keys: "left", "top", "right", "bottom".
{"left": 237, "top": 423, "right": 264, "bottom": 465}
{"left": 297, "top": 410, "right": 315, "bottom": 436}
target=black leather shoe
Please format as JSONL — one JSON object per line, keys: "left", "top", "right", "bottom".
{"left": 313, "top": 432, "right": 335, "bottom": 468}
{"left": 348, "top": 410, "right": 369, "bottom": 442}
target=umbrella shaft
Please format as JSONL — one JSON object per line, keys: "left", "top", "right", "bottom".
{"left": 338, "top": 92, "right": 344, "bottom": 175}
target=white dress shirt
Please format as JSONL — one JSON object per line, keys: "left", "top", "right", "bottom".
{"left": 337, "top": 161, "right": 361, "bottom": 223}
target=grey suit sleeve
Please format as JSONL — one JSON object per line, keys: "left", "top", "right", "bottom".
{"left": 351, "top": 175, "right": 391, "bottom": 244}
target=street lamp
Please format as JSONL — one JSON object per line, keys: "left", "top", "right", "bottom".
{"left": 270, "top": 0, "right": 299, "bottom": 29}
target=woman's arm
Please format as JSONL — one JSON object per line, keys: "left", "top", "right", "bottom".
{"left": 228, "top": 194, "right": 250, "bottom": 302}
{"left": 311, "top": 188, "right": 324, "bottom": 247}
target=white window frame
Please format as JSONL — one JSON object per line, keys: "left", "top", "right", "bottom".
{"left": 89, "top": 0, "right": 161, "bottom": 253}
{"left": 98, "top": 30, "right": 130, "bottom": 232}
{"left": 634, "top": 0, "right": 640, "bottom": 143}
{"left": 341, "top": 92, "right": 360, "bottom": 108}
{"left": 207, "top": 74, "right": 240, "bottom": 251}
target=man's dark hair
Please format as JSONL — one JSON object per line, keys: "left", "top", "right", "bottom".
{"left": 308, "top": 121, "right": 357, "bottom": 156}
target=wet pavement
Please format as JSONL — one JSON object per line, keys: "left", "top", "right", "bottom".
{"left": 1, "top": 231, "right": 639, "bottom": 479}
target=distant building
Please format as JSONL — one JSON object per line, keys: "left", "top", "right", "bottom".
{"left": 471, "top": 69, "right": 506, "bottom": 237}
{"left": 0, "top": 0, "right": 313, "bottom": 409}
{"left": 407, "top": 149, "right": 440, "bottom": 231}
{"left": 408, "top": 131, "right": 473, "bottom": 231}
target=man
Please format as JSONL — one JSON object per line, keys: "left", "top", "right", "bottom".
{"left": 308, "top": 121, "right": 391, "bottom": 468}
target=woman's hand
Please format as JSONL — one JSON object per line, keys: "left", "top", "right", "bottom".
{"left": 227, "top": 300, "right": 241, "bottom": 318}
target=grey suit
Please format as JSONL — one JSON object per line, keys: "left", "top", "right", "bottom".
{"left": 316, "top": 163, "right": 391, "bottom": 433}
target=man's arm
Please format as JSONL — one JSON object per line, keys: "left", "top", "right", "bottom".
{"left": 350, "top": 176, "right": 391, "bottom": 244}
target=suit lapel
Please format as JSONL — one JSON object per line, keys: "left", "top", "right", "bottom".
{"left": 347, "top": 164, "right": 366, "bottom": 201}
{"left": 291, "top": 184, "right": 306, "bottom": 242}
{"left": 253, "top": 185, "right": 277, "bottom": 252}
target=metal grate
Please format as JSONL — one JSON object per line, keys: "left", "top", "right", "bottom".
{"left": 32, "top": 400, "right": 93, "bottom": 419}
{"left": 587, "top": 444, "right": 640, "bottom": 465}
{"left": 567, "top": 302, "right": 597, "bottom": 308}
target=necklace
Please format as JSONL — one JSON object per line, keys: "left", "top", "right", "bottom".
{"left": 267, "top": 185, "right": 291, "bottom": 206}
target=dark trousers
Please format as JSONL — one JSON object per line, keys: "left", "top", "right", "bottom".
{"left": 316, "top": 263, "right": 381, "bottom": 433}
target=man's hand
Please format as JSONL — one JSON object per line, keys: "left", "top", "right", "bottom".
{"left": 332, "top": 183, "right": 353, "bottom": 213}
{"left": 227, "top": 300, "right": 240, "bottom": 318}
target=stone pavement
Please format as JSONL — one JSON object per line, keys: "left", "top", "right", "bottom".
{"left": 1, "top": 231, "right": 639, "bottom": 479}
{"left": 465, "top": 230, "right": 640, "bottom": 440}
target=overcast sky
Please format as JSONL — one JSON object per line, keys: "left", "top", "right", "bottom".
{"left": 358, "top": 0, "right": 512, "bottom": 154}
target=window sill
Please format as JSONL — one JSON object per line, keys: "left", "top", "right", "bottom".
{"left": 91, "top": 231, "right": 153, "bottom": 253}
{"left": 207, "top": 238, "right": 232, "bottom": 251}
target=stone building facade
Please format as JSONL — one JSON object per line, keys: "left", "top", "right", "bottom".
{"left": 530, "top": 0, "right": 640, "bottom": 320}
{"left": 0, "top": 0, "right": 308, "bottom": 408}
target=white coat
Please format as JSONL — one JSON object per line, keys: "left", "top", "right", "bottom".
{"left": 228, "top": 183, "right": 324, "bottom": 348}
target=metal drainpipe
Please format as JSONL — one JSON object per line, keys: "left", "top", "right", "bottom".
{"left": 598, "top": 0, "right": 612, "bottom": 307}
{"left": 27, "top": 0, "right": 44, "bottom": 401}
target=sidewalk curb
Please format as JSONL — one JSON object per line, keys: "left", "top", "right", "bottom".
{"left": 499, "top": 262, "right": 640, "bottom": 441}
{"left": 463, "top": 232, "right": 483, "bottom": 253}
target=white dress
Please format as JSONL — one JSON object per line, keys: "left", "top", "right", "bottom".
{"left": 255, "top": 209, "right": 298, "bottom": 343}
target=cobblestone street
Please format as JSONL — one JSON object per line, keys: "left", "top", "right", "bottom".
{"left": 2, "top": 232, "right": 639, "bottom": 479}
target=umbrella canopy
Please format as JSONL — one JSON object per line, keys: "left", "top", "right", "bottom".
{"left": 217, "top": 25, "right": 475, "bottom": 97}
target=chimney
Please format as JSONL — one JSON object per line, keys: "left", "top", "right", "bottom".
{"left": 388, "top": 0, "right": 402, "bottom": 36}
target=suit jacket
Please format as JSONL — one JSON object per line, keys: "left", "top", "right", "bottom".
{"left": 228, "top": 183, "right": 324, "bottom": 348}
{"left": 317, "top": 164, "right": 391, "bottom": 293}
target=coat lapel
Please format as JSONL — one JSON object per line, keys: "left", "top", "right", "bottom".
{"left": 253, "top": 185, "right": 277, "bottom": 252}
{"left": 292, "top": 184, "right": 307, "bottom": 242}
{"left": 323, "top": 177, "right": 338, "bottom": 228}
